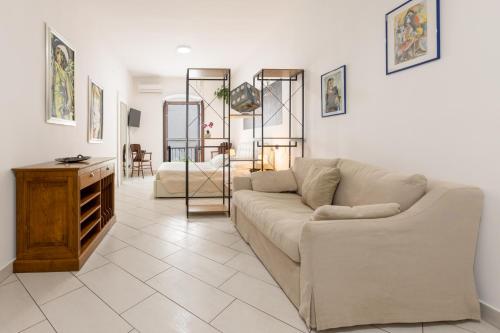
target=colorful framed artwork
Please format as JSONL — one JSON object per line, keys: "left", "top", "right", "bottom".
{"left": 321, "top": 65, "right": 346, "bottom": 117}
{"left": 45, "top": 24, "right": 75, "bottom": 125}
{"left": 88, "top": 78, "right": 104, "bottom": 143}
{"left": 386, "top": 0, "right": 440, "bottom": 75}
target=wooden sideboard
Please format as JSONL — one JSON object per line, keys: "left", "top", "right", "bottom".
{"left": 12, "top": 157, "right": 116, "bottom": 272}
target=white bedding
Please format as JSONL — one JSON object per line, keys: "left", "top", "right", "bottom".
{"left": 155, "top": 161, "right": 248, "bottom": 197}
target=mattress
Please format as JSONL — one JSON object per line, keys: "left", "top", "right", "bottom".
{"left": 155, "top": 161, "right": 248, "bottom": 197}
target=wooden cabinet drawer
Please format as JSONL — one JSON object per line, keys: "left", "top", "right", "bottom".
{"left": 79, "top": 169, "right": 100, "bottom": 189}
{"left": 101, "top": 163, "right": 114, "bottom": 178}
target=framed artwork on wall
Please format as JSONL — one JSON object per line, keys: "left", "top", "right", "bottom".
{"left": 88, "top": 78, "right": 103, "bottom": 143}
{"left": 386, "top": 0, "right": 441, "bottom": 75}
{"left": 321, "top": 65, "right": 346, "bottom": 117}
{"left": 45, "top": 24, "right": 75, "bottom": 125}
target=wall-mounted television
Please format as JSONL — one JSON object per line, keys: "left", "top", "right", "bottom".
{"left": 128, "top": 108, "right": 141, "bottom": 127}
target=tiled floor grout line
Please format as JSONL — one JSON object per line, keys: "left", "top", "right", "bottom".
{"left": 38, "top": 284, "right": 88, "bottom": 307}
{"left": 71, "top": 258, "right": 110, "bottom": 278}
{"left": 119, "top": 292, "right": 157, "bottom": 315}
{"left": 234, "top": 297, "right": 307, "bottom": 332}
{"left": 209, "top": 298, "right": 237, "bottom": 324}
{"left": 15, "top": 277, "right": 62, "bottom": 333}
{"left": 0, "top": 278, "right": 19, "bottom": 288}
{"left": 216, "top": 270, "right": 239, "bottom": 288}
{"left": 105, "top": 235, "right": 182, "bottom": 262}
{"left": 17, "top": 319, "right": 47, "bottom": 333}
{"left": 447, "top": 323, "right": 481, "bottom": 333}
{"left": 71, "top": 273, "right": 138, "bottom": 331}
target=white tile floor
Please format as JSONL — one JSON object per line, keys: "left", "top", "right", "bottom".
{"left": 1, "top": 176, "right": 499, "bottom": 333}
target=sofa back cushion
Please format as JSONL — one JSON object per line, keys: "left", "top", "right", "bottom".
{"left": 251, "top": 169, "right": 298, "bottom": 193}
{"left": 333, "top": 159, "right": 427, "bottom": 211}
{"left": 301, "top": 167, "right": 341, "bottom": 209}
{"left": 292, "top": 157, "right": 339, "bottom": 195}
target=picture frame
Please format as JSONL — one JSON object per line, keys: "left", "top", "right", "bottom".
{"left": 386, "top": 0, "right": 441, "bottom": 75}
{"left": 45, "top": 24, "right": 76, "bottom": 125}
{"left": 321, "top": 65, "right": 346, "bottom": 117}
{"left": 88, "top": 77, "right": 103, "bottom": 143}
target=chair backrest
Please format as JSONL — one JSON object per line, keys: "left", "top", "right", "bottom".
{"left": 130, "top": 144, "right": 143, "bottom": 160}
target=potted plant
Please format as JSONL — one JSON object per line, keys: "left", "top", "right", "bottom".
{"left": 214, "top": 87, "right": 229, "bottom": 104}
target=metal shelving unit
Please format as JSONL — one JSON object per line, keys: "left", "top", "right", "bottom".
{"left": 185, "top": 68, "right": 231, "bottom": 217}
{"left": 251, "top": 69, "right": 305, "bottom": 170}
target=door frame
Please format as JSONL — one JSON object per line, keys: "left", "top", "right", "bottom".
{"left": 163, "top": 101, "right": 204, "bottom": 162}
{"left": 117, "top": 99, "right": 129, "bottom": 185}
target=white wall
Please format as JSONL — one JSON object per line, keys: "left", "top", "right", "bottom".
{"left": 129, "top": 76, "right": 184, "bottom": 168}
{"left": 0, "top": 1, "right": 133, "bottom": 272}
{"left": 303, "top": 0, "right": 500, "bottom": 311}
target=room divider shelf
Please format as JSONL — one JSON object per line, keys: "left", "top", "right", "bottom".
{"left": 251, "top": 69, "right": 305, "bottom": 169}
{"left": 13, "top": 157, "right": 116, "bottom": 272}
{"left": 185, "top": 68, "right": 231, "bottom": 218}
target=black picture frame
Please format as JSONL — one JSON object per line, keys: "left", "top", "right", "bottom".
{"left": 321, "top": 65, "right": 347, "bottom": 118}
{"left": 385, "top": 0, "right": 441, "bottom": 75}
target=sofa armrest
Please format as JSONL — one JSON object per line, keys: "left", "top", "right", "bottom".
{"left": 233, "top": 176, "right": 252, "bottom": 192}
{"left": 298, "top": 183, "right": 483, "bottom": 330}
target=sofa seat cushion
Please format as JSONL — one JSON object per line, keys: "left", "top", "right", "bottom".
{"left": 233, "top": 190, "right": 312, "bottom": 262}
{"left": 333, "top": 159, "right": 427, "bottom": 211}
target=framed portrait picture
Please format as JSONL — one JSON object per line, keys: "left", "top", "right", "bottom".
{"left": 88, "top": 78, "right": 103, "bottom": 143}
{"left": 321, "top": 65, "right": 346, "bottom": 117}
{"left": 45, "top": 24, "right": 75, "bottom": 125}
{"left": 386, "top": 0, "right": 440, "bottom": 75}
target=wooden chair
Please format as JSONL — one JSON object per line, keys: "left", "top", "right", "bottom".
{"left": 130, "top": 144, "right": 153, "bottom": 178}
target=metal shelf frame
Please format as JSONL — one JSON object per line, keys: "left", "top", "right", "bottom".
{"left": 252, "top": 69, "right": 305, "bottom": 170}
{"left": 185, "top": 68, "right": 231, "bottom": 218}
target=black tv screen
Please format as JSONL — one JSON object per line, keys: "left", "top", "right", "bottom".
{"left": 128, "top": 108, "right": 141, "bottom": 127}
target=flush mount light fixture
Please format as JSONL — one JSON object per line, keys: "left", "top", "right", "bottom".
{"left": 176, "top": 45, "right": 191, "bottom": 54}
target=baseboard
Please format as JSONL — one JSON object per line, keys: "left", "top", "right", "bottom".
{"left": 481, "top": 301, "right": 500, "bottom": 329}
{"left": 0, "top": 260, "right": 14, "bottom": 284}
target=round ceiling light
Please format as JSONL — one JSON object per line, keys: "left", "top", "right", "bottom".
{"left": 176, "top": 45, "right": 191, "bottom": 54}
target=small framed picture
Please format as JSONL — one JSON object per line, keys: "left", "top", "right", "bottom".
{"left": 321, "top": 65, "right": 346, "bottom": 117}
{"left": 386, "top": 0, "right": 441, "bottom": 75}
{"left": 88, "top": 78, "right": 103, "bottom": 143}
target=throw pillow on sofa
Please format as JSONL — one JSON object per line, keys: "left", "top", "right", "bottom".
{"left": 250, "top": 169, "right": 298, "bottom": 193}
{"left": 311, "top": 203, "right": 401, "bottom": 221}
{"left": 301, "top": 167, "right": 341, "bottom": 209}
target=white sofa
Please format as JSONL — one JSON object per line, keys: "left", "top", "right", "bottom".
{"left": 231, "top": 157, "right": 483, "bottom": 331}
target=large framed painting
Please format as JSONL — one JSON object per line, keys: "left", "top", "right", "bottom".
{"left": 45, "top": 24, "right": 75, "bottom": 125}
{"left": 88, "top": 78, "right": 103, "bottom": 143}
{"left": 321, "top": 65, "right": 346, "bottom": 117}
{"left": 386, "top": 0, "right": 440, "bottom": 75}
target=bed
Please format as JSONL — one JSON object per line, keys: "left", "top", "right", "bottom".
{"left": 154, "top": 155, "right": 250, "bottom": 198}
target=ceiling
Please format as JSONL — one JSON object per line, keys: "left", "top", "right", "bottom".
{"left": 75, "top": 0, "right": 330, "bottom": 77}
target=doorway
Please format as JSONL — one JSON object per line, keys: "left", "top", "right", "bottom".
{"left": 163, "top": 101, "right": 204, "bottom": 162}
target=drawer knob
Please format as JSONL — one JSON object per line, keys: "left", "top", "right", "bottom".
{"left": 90, "top": 172, "right": 95, "bottom": 177}
{"left": 106, "top": 167, "right": 110, "bottom": 171}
